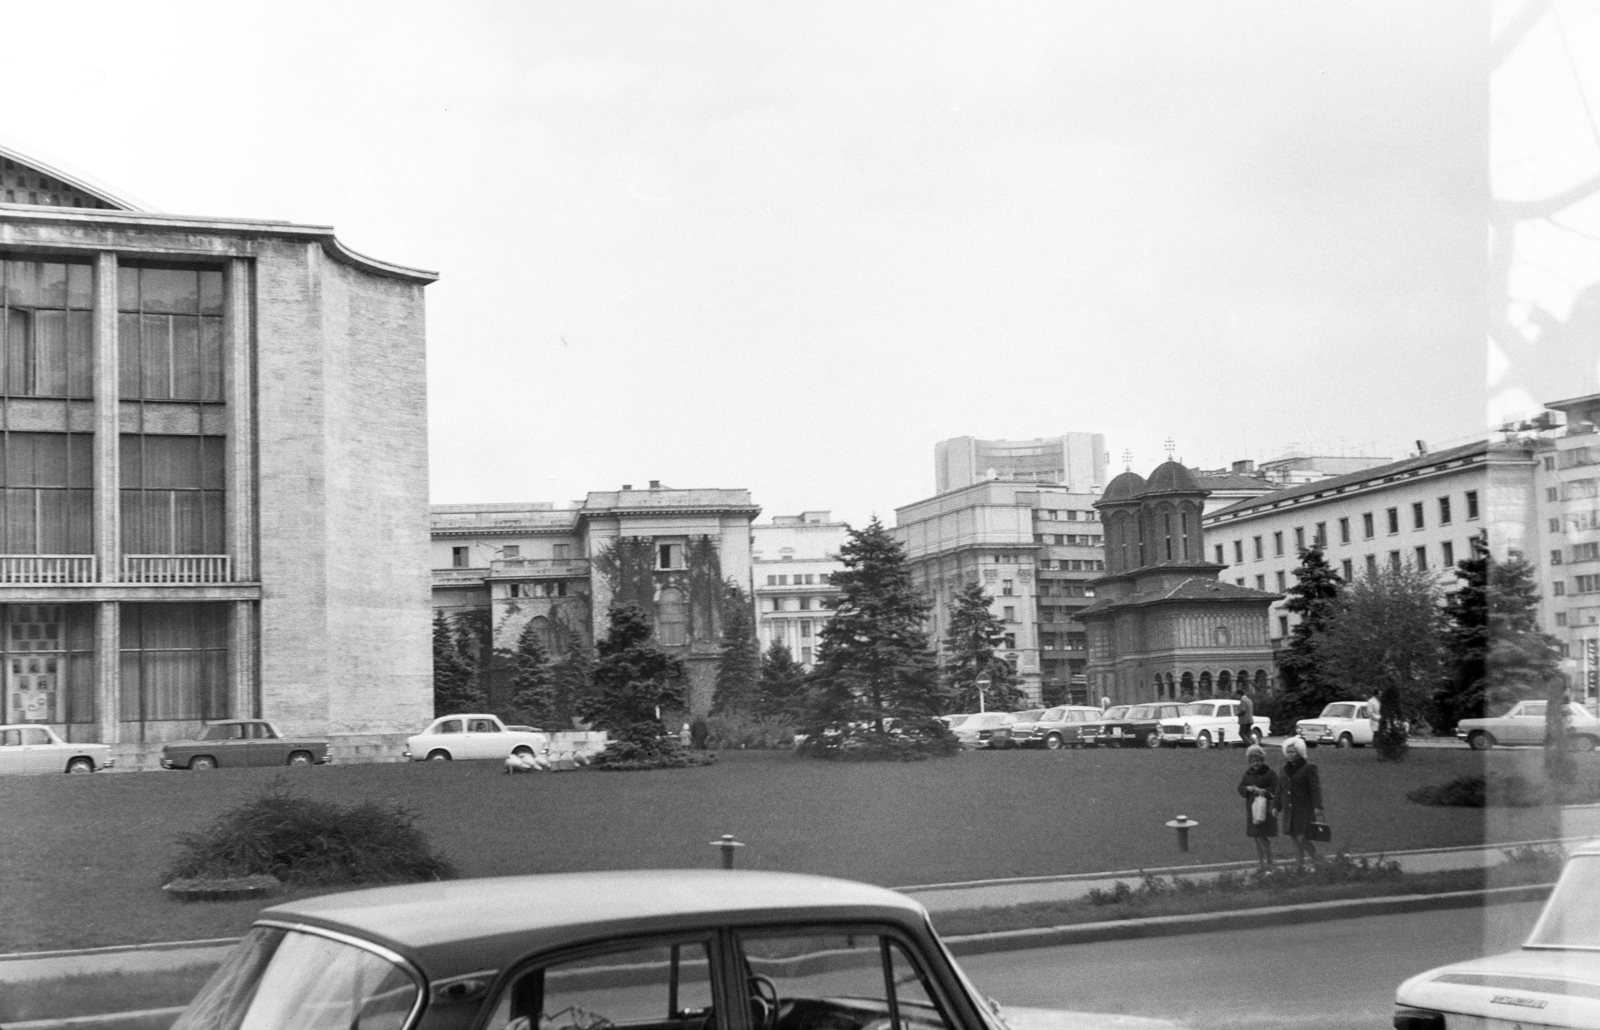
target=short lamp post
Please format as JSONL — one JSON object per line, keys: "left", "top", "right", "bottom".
{"left": 711, "top": 834, "right": 745, "bottom": 870}
{"left": 1166, "top": 815, "right": 1199, "bottom": 852}
{"left": 974, "top": 675, "right": 991, "bottom": 714}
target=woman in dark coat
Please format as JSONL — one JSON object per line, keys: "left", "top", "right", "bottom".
{"left": 1237, "top": 743, "right": 1278, "bottom": 871}
{"left": 1276, "top": 736, "right": 1325, "bottom": 868}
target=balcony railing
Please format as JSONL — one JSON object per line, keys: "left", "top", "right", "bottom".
{"left": 433, "top": 566, "right": 489, "bottom": 586}
{"left": 122, "top": 555, "right": 232, "bottom": 583}
{"left": 490, "top": 557, "right": 590, "bottom": 579}
{"left": 0, "top": 555, "right": 97, "bottom": 584}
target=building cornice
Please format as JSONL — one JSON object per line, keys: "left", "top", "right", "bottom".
{"left": 1203, "top": 448, "right": 1487, "bottom": 528}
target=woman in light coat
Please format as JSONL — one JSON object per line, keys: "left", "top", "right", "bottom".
{"left": 1236, "top": 743, "right": 1278, "bottom": 871}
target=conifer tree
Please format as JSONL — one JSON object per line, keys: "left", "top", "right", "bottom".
{"left": 712, "top": 582, "right": 762, "bottom": 715}
{"left": 432, "top": 611, "right": 482, "bottom": 715}
{"left": 757, "top": 640, "right": 808, "bottom": 719}
{"left": 505, "top": 619, "right": 556, "bottom": 726}
{"left": 1274, "top": 545, "right": 1345, "bottom": 723}
{"left": 943, "top": 581, "right": 1025, "bottom": 712}
{"left": 1434, "top": 533, "right": 1489, "bottom": 731}
{"left": 579, "top": 604, "right": 685, "bottom": 743}
{"left": 801, "top": 519, "right": 948, "bottom": 754}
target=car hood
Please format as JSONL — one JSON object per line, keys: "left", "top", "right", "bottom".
{"left": 1396, "top": 947, "right": 1600, "bottom": 1025}
{"left": 1001, "top": 1005, "right": 1180, "bottom": 1030}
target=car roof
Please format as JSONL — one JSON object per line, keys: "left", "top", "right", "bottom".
{"left": 260, "top": 870, "right": 928, "bottom": 979}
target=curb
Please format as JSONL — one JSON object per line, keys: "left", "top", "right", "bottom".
{"left": 938, "top": 882, "right": 1554, "bottom": 956}
{"left": 3, "top": 1007, "right": 186, "bottom": 1030}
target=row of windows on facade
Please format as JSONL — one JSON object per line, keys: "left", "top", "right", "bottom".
{"left": 1219, "top": 490, "right": 1480, "bottom": 566}
{"left": 1234, "top": 541, "right": 1463, "bottom": 595}
{"left": 765, "top": 595, "right": 834, "bottom": 612}
{"left": 0, "top": 602, "right": 230, "bottom": 726}
{"left": 450, "top": 543, "right": 575, "bottom": 567}
{"left": 2, "top": 260, "right": 229, "bottom": 402}
{"left": 0, "top": 432, "right": 225, "bottom": 554}
{"left": 1151, "top": 669, "right": 1271, "bottom": 700}
{"left": 1032, "top": 509, "right": 1099, "bottom": 522}
{"left": 764, "top": 573, "right": 829, "bottom": 586}
{"left": 1033, "top": 534, "right": 1103, "bottom": 546}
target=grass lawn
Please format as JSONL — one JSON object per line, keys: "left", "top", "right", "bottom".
{"left": 0, "top": 744, "right": 1586, "bottom": 952}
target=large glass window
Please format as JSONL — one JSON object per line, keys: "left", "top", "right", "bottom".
{"left": 0, "top": 432, "right": 93, "bottom": 553}
{"left": 117, "top": 266, "right": 224, "bottom": 401}
{"left": 120, "top": 435, "right": 225, "bottom": 554}
{"left": 1, "top": 604, "right": 94, "bottom": 725}
{"left": 119, "top": 602, "right": 229, "bottom": 723}
{"left": 1, "top": 259, "right": 93, "bottom": 398}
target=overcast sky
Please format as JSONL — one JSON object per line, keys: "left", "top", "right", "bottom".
{"left": 5, "top": 2, "right": 1491, "bottom": 526}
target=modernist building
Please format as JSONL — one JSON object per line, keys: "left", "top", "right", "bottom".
{"left": 934, "top": 434, "right": 1108, "bottom": 494}
{"left": 0, "top": 144, "right": 435, "bottom": 746}
{"left": 430, "top": 484, "right": 759, "bottom": 714}
{"left": 1203, "top": 441, "right": 1498, "bottom": 644}
{"left": 1082, "top": 462, "right": 1279, "bottom": 705}
{"left": 1530, "top": 395, "right": 1600, "bottom": 704}
{"left": 895, "top": 481, "right": 1106, "bottom": 705}
{"left": 751, "top": 512, "right": 847, "bottom": 668}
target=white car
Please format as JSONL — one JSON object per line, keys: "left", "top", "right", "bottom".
{"left": 1159, "top": 700, "right": 1261, "bottom": 748}
{"left": 1296, "top": 700, "right": 1386, "bottom": 748}
{"left": 0, "top": 724, "right": 114, "bottom": 774}
{"left": 951, "top": 712, "right": 1018, "bottom": 749}
{"left": 402, "top": 713, "right": 550, "bottom": 762}
{"left": 1395, "top": 837, "right": 1600, "bottom": 1029}
{"left": 1457, "top": 700, "right": 1600, "bottom": 751}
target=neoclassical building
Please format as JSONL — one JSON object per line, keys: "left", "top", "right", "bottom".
{"left": 1081, "top": 461, "right": 1278, "bottom": 704}
{"left": 0, "top": 143, "right": 436, "bottom": 747}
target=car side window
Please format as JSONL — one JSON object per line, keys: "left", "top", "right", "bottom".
{"left": 471, "top": 720, "right": 500, "bottom": 733}
{"left": 1520, "top": 703, "right": 1546, "bottom": 718}
{"left": 21, "top": 728, "right": 50, "bottom": 744}
{"left": 436, "top": 720, "right": 463, "bottom": 734}
{"left": 253, "top": 724, "right": 278, "bottom": 739}
{"left": 0, "top": 730, "right": 19, "bottom": 746}
{"left": 484, "top": 939, "right": 715, "bottom": 1030}
{"left": 737, "top": 929, "right": 954, "bottom": 1030}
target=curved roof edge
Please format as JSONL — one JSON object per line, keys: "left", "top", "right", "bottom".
{"left": 0, "top": 137, "right": 155, "bottom": 212}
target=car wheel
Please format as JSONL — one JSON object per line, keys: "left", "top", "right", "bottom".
{"left": 287, "top": 751, "right": 314, "bottom": 767}
{"left": 513, "top": 745, "right": 534, "bottom": 758}
{"left": 66, "top": 757, "right": 94, "bottom": 774}
{"left": 1468, "top": 732, "right": 1492, "bottom": 751}
{"left": 189, "top": 756, "right": 218, "bottom": 771}
{"left": 1195, "top": 731, "right": 1212, "bottom": 749}
{"left": 1567, "top": 734, "right": 1597, "bottom": 753}
{"left": 427, "top": 750, "right": 452, "bottom": 761}
{"left": 1144, "top": 732, "right": 1162, "bottom": 749}
{"left": 1252, "top": 727, "right": 1264, "bottom": 744}
{"left": 1044, "top": 734, "right": 1063, "bottom": 750}
{"left": 1336, "top": 734, "right": 1354, "bottom": 749}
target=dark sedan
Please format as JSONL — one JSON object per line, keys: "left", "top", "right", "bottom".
{"left": 1095, "top": 703, "right": 1186, "bottom": 748}
{"left": 160, "top": 720, "right": 331, "bottom": 770}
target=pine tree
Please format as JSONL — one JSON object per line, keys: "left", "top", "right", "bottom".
{"left": 757, "top": 641, "right": 808, "bottom": 719}
{"left": 1274, "top": 545, "right": 1345, "bottom": 724}
{"left": 579, "top": 604, "right": 685, "bottom": 743}
{"left": 942, "top": 581, "right": 1025, "bottom": 712}
{"left": 1485, "top": 551, "right": 1561, "bottom": 709}
{"left": 432, "top": 611, "right": 483, "bottom": 716}
{"left": 712, "top": 582, "right": 762, "bottom": 715}
{"left": 505, "top": 620, "right": 557, "bottom": 727}
{"left": 547, "top": 643, "right": 594, "bottom": 729}
{"left": 802, "top": 518, "right": 948, "bottom": 754}
{"left": 1434, "top": 533, "right": 1489, "bottom": 731}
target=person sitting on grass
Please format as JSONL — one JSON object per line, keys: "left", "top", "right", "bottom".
{"left": 1237, "top": 743, "right": 1278, "bottom": 871}
{"left": 1276, "top": 736, "right": 1324, "bottom": 869}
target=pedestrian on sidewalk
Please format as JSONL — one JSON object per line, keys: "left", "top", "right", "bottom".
{"left": 1276, "top": 736, "right": 1324, "bottom": 869}
{"left": 1235, "top": 686, "right": 1255, "bottom": 746}
{"left": 1237, "top": 742, "right": 1278, "bottom": 871}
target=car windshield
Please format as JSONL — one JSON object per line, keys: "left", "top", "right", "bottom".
{"left": 944, "top": 715, "right": 969, "bottom": 728}
{"left": 1014, "top": 709, "right": 1046, "bottom": 723}
{"left": 1041, "top": 708, "right": 1067, "bottom": 720}
{"left": 170, "top": 926, "right": 419, "bottom": 1030}
{"left": 1104, "top": 707, "right": 1130, "bottom": 720}
{"left": 1317, "top": 704, "right": 1357, "bottom": 720}
{"left": 1179, "top": 703, "right": 1207, "bottom": 716}
{"left": 1127, "top": 706, "right": 1156, "bottom": 718}
{"left": 1526, "top": 855, "right": 1600, "bottom": 949}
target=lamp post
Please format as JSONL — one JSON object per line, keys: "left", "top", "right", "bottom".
{"left": 974, "top": 674, "right": 991, "bottom": 714}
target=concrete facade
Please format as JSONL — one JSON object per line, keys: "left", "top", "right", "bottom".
{"left": 935, "top": 434, "right": 1108, "bottom": 495}
{"left": 894, "top": 481, "right": 1106, "bottom": 705}
{"left": 0, "top": 145, "right": 436, "bottom": 744}
{"left": 751, "top": 512, "right": 848, "bottom": 668}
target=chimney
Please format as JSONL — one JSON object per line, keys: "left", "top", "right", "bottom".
{"left": 649, "top": 480, "right": 661, "bottom": 489}
{"left": 1415, "top": 440, "right": 1428, "bottom": 455}
{"left": 622, "top": 484, "right": 632, "bottom": 491}
{"left": 1232, "top": 459, "right": 1256, "bottom": 474}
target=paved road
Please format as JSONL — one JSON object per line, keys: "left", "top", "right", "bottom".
{"left": 960, "top": 901, "right": 1545, "bottom": 1030}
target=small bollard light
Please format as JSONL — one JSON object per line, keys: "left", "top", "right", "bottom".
{"left": 1165, "top": 815, "right": 1199, "bottom": 852}
{"left": 710, "top": 834, "right": 745, "bottom": 870}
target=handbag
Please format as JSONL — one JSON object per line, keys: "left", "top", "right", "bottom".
{"left": 1251, "top": 795, "right": 1268, "bottom": 824}
{"left": 1305, "top": 821, "right": 1333, "bottom": 843}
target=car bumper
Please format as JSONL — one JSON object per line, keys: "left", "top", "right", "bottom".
{"left": 159, "top": 757, "right": 175, "bottom": 769}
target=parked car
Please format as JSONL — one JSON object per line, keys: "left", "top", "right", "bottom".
{"left": 1294, "top": 700, "right": 1387, "bottom": 749}
{"left": 1097, "top": 703, "right": 1186, "bottom": 748}
{"left": 160, "top": 720, "right": 330, "bottom": 770}
{"left": 1160, "top": 699, "right": 1261, "bottom": 748}
{"left": 1023, "top": 706, "right": 1107, "bottom": 749}
{"left": 0, "top": 724, "right": 114, "bottom": 774}
{"left": 1001, "top": 709, "right": 1049, "bottom": 746}
{"left": 1394, "top": 837, "right": 1600, "bottom": 1030}
{"left": 951, "top": 712, "right": 1018, "bottom": 749}
{"left": 167, "top": 868, "right": 1074, "bottom": 1030}
{"left": 404, "top": 714, "right": 554, "bottom": 762}
{"left": 1456, "top": 700, "right": 1600, "bottom": 751}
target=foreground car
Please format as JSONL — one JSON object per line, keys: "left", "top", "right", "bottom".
{"left": 1394, "top": 837, "right": 1600, "bottom": 1029}
{"left": 169, "top": 869, "right": 1035, "bottom": 1030}
{"left": 403, "top": 713, "right": 551, "bottom": 762}
{"left": 1457, "top": 700, "right": 1600, "bottom": 751}
{"left": 0, "top": 724, "right": 114, "bottom": 774}
{"left": 160, "top": 720, "right": 330, "bottom": 770}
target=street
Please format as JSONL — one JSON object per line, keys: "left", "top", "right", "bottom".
{"left": 963, "top": 901, "right": 1544, "bottom": 1030}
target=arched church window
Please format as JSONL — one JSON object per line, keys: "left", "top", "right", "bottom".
{"left": 1180, "top": 511, "right": 1190, "bottom": 560}
{"left": 1164, "top": 513, "right": 1174, "bottom": 561}
{"left": 1217, "top": 670, "right": 1232, "bottom": 695}
{"left": 1199, "top": 671, "right": 1212, "bottom": 697}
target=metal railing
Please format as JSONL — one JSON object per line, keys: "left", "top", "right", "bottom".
{"left": 122, "top": 555, "right": 232, "bottom": 583}
{"left": 0, "top": 555, "right": 97, "bottom": 583}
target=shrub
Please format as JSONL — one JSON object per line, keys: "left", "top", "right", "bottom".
{"left": 1082, "top": 851, "right": 1401, "bottom": 907}
{"left": 796, "top": 718, "right": 961, "bottom": 762}
{"left": 1407, "top": 773, "right": 1546, "bottom": 808}
{"left": 165, "top": 781, "right": 455, "bottom": 887}
{"left": 589, "top": 723, "right": 718, "bottom": 771}
{"left": 705, "top": 713, "right": 797, "bottom": 750}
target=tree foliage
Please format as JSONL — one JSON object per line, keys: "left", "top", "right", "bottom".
{"left": 1434, "top": 534, "right": 1490, "bottom": 731}
{"left": 579, "top": 604, "right": 686, "bottom": 735}
{"left": 1273, "top": 545, "right": 1345, "bottom": 725}
{"left": 432, "top": 611, "right": 483, "bottom": 716}
{"left": 1315, "top": 564, "right": 1446, "bottom": 761}
{"left": 712, "top": 582, "right": 762, "bottom": 715}
{"left": 942, "top": 581, "right": 1025, "bottom": 712}
{"left": 800, "top": 519, "right": 952, "bottom": 757}
{"left": 504, "top": 620, "right": 556, "bottom": 727}
{"left": 757, "top": 641, "right": 808, "bottom": 719}
{"left": 1486, "top": 551, "right": 1562, "bottom": 709}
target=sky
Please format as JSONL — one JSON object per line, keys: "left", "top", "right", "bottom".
{"left": 2, "top": 1, "right": 1496, "bottom": 527}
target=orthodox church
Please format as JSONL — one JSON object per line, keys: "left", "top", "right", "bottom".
{"left": 1081, "top": 459, "right": 1279, "bottom": 705}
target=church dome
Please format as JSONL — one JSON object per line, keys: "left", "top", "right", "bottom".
{"left": 1145, "top": 460, "right": 1202, "bottom": 494}
{"left": 1099, "top": 471, "right": 1146, "bottom": 504}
